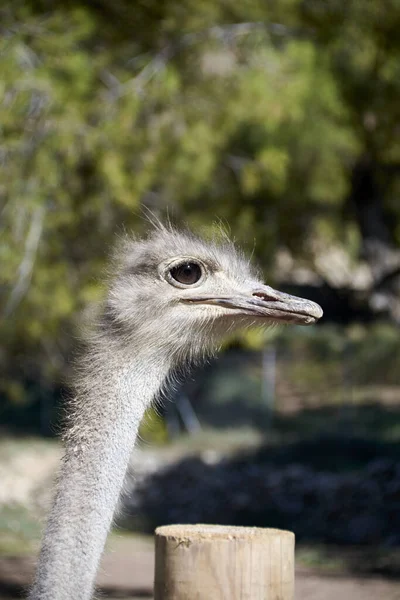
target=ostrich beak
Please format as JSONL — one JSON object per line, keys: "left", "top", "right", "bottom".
{"left": 245, "top": 285, "right": 323, "bottom": 324}
{"left": 184, "top": 284, "right": 323, "bottom": 325}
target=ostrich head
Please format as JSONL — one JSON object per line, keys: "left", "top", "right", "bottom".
{"left": 104, "top": 225, "right": 323, "bottom": 363}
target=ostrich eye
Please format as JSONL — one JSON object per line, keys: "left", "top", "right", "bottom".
{"left": 169, "top": 262, "right": 202, "bottom": 285}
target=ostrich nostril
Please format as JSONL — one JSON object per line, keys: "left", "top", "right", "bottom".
{"left": 252, "top": 291, "right": 279, "bottom": 302}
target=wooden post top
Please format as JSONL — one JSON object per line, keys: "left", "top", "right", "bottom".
{"left": 156, "top": 523, "right": 294, "bottom": 541}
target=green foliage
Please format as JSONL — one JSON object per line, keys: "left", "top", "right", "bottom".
{"left": 1, "top": 1, "right": 400, "bottom": 421}
{"left": 277, "top": 324, "right": 400, "bottom": 407}
{"left": 139, "top": 407, "right": 169, "bottom": 445}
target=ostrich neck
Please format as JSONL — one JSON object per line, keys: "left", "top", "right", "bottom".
{"left": 29, "top": 342, "right": 171, "bottom": 600}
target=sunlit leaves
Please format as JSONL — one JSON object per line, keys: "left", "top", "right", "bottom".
{"left": 1, "top": 0, "right": 400, "bottom": 412}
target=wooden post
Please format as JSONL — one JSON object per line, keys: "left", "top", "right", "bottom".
{"left": 154, "top": 524, "right": 294, "bottom": 600}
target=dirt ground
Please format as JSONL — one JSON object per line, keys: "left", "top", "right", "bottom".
{"left": 1, "top": 434, "right": 400, "bottom": 599}
{"left": 1, "top": 535, "right": 399, "bottom": 600}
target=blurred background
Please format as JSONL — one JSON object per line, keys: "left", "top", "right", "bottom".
{"left": 1, "top": 1, "right": 400, "bottom": 598}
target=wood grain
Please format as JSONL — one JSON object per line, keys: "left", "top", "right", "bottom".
{"left": 154, "top": 524, "right": 294, "bottom": 600}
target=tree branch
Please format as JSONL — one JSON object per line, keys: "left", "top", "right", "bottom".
{"left": 4, "top": 204, "right": 45, "bottom": 317}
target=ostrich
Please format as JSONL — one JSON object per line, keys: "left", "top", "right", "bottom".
{"left": 29, "top": 223, "right": 322, "bottom": 600}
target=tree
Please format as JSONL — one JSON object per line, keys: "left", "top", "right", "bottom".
{"left": 1, "top": 0, "right": 399, "bottom": 424}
